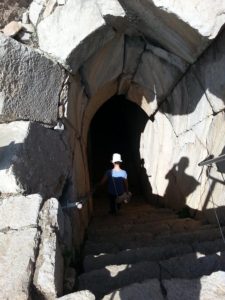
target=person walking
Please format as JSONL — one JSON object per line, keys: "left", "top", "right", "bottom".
{"left": 97, "top": 153, "right": 129, "bottom": 215}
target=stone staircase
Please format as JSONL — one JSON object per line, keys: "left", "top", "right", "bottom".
{"left": 76, "top": 197, "right": 225, "bottom": 299}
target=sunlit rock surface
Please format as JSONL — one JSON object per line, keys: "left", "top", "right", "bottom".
{"left": 0, "top": 34, "right": 65, "bottom": 124}
{"left": 0, "top": 194, "right": 42, "bottom": 300}
{"left": 37, "top": 0, "right": 124, "bottom": 73}
{"left": 0, "top": 121, "right": 70, "bottom": 198}
{"left": 140, "top": 30, "right": 225, "bottom": 218}
{"left": 33, "top": 198, "right": 65, "bottom": 299}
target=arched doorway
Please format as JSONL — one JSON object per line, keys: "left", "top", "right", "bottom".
{"left": 87, "top": 95, "right": 149, "bottom": 200}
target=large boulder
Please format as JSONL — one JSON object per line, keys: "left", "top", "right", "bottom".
{"left": 163, "top": 29, "right": 225, "bottom": 136}
{"left": 35, "top": 0, "right": 225, "bottom": 70}
{"left": 0, "top": 194, "right": 42, "bottom": 300}
{"left": 140, "top": 29, "right": 225, "bottom": 215}
{"left": 127, "top": 44, "right": 188, "bottom": 115}
{"left": 0, "top": 121, "right": 70, "bottom": 198}
{"left": 164, "top": 271, "right": 225, "bottom": 300}
{"left": 0, "top": 194, "right": 43, "bottom": 230}
{"left": 103, "top": 279, "right": 164, "bottom": 300}
{"left": 0, "top": 229, "right": 40, "bottom": 300}
{"left": 33, "top": 198, "right": 66, "bottom": 299}
{"left": 80, "top": 34, "right": 124, "bottom": 97}
{"left": 0, "top": 33, "right": 65, "bottom": 124}
{"left": 37, "top": 0, "right": 125, "bottom": 73}
{"left": 120, "top": 0, "right": 225, "bottom": 63}
{"left": 57, "top": 290, "right": 95, "bottom": 300}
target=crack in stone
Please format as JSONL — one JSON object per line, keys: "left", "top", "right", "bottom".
{"left": 190, "top": 128, "right": 208, "bottom": 150}
{"left": 149, "top": 62, "right": 192, "bottom": 121}
{"left": 29, "top": 224, "right": 43, "bottom": 299}
{"left": 118, "top": 35, "right": 146, "bottom": 95}
{"left": 192, "top": 70, "right": 215, "bottom": 114}
{"left": 162, "top": 111, "right": 179, "bottom": 138}
{"left": 78, "top": 68, "right": 91, "bottom": 100}
{"left": 173, "top": 112, "right": 217, "bottom": 138}
{"left": 130, "top": 37, "right": 147, "bottom": 82}
{"left": 158, "top": 263, "right": 168, "bottom": 299}
{"left": 0, "top": 224, "right": 38, "bottom": 234}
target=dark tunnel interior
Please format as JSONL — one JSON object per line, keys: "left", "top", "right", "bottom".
{"left": 88, "top": 95, "right": 149, "bottom": 196}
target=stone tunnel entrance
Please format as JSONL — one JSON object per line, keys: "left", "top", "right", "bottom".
{"left": 1, "top": 1, "right": 225, "bottom": 299}
{"left": 88, "top": 95, "right": 149, "bottom": 198}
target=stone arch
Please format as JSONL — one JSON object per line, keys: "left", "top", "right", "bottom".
{"left": 61, "top": 23, "right": 225, "bottom": 223}
{"left": 1, "top": 2, "right": 225, "bottom": 298}
{"left": 66, "top": 75, "right": 151, "bottom": 208}
{"left": 0, "top": 0, "right": 225, "bottom": 237}
{"left": 87, "top": 94, "right": 150, "bottom": 196}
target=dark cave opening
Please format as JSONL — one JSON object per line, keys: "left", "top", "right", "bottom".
{"left": 88, "top": 95, "right": 149, "bottom": 197}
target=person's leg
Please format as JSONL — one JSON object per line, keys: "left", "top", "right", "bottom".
{"left": 108, "top": 194, "right": 117, "bottom": 214}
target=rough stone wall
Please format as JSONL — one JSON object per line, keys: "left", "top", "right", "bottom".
{"left": 0, "top": 24, "right": 75, "bottom": 300}
{"left": 140, "top": 30, "right": 225, "bottom": 223}
{"left": 0, "top": 0, "right": 32, "bottom": 28}
{"left": 1, "top": 1, "right": 225, "bottom": 299}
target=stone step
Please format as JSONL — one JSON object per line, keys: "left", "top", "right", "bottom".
{"left": 84, "top": 239, "right": 225, "bottom": 272}
{"left": 88, "top": 218, "right": 202, "bottom": 237}
{"left": 90, "top": 212, "right": 178, "bottom": 228}
{"left": 93, "top": 202, "right": 175, "bottom": 218}
{"left": 57, "top": 290, "right": 95, "bottom": 299}
{"left": 79, "top": 251, "right": 225, "bottom": 299}
{"left": 102, "top": 271, "right": 225, "bottom": 300}
{"left": 103, "top": 278, "right": 164, "bottom": 300}
{"left": 85, "top": 225, "right": 222, "bottom": 255}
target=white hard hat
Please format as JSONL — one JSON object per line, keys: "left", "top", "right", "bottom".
{"left": 112, "top": 153, "right": 122, "bottom": 163}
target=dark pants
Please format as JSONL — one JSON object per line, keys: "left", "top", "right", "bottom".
{"left": 108, "top": 194, "right": 121, "bottom": 214}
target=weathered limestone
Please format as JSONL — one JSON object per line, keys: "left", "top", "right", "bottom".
{"left": 0, "top": 229, "right": 40, "bottom": 300}
{"left": 34, "top": 0, "right": 225, "bottom": 71}
{"left": 103, "top": 279, "right": 163, "bottom": 300}
{"left": 0, "top": 0, "right": 31, "bottom": 28}
{"left": 82, "top": 79, "right": 118, "bottom": 144}
{"left": 0, "top": 33, "right": 65, "bottom": 124}
{"left": 118, "top": 35, "right": 145, "bottom": 96}
{"left": 79, "top": 261, "right": 160, "bottom": 298}
{"left": 102, "top": 271, "right": 225, "bottom": 300}
{"left": 164, "top": 271, "right": 225, "bottom": 300}
{"left": 152, "top": 1, "right": 225, "bottom": 39}
{"left": 0, "top": 194, "right": 42, "bottom": 300}
{"left": 29, "top": 0, "right": 46, "bottom": 26}
{"left": 0, "top": 194, "right": 42, "bottom": 230}
{"left": 123, "top": 36, "right": 145, "bottom": 76}
{"left": 84, "top": 242, "right": 193, "bottom": 272}
{"left": 80, "top": 34, "right": 124, "bottom": 97}
{"left": 164, "top": 29, "right": 225, "bottom": 136}
{"left": 33, "top": 198, "right": 65, "bottom": 299}
{"left": 79, "top": 195, "right": 225, "bottom": 298}
{"left": 140, "top": 29, "right": 225, "bottom": 215}
{"left": 2, "top": 3, "right": 225, "bottom": 300}
{"left": 3, "top": 20, "right": 22, "bottom": 36}
{"left": 127, "top": 44, "right": 188, "bottom": 116}
{"left": 0, "top": 121, "right": 70, "bottom": 198}
{"left": 120, "top": 0, "right": 225, "bottom": 62}
{"left": 96, "top": 0, "right": 126, "bottom": 30}
{"left": 79, "top": 249, "right": 225, "bottom": 298}
{"left": 66, "top": 74, "right": 89, "bottom": 138}
{"left": 37, "top": 0, "right": 123, "bottom": 73}
{"left": 160, "top": 251, "right": 225, "bottom": 279}
{"left": 57, "top": 290, "right": 95, "bottom": 300}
